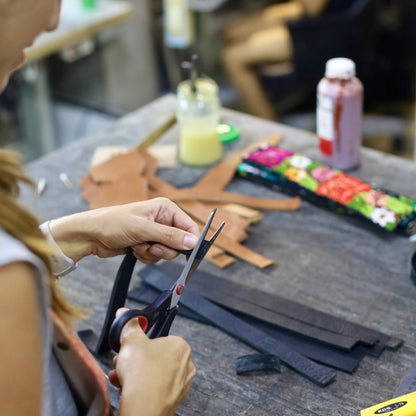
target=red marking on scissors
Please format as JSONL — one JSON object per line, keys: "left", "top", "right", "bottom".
{"left": 176, "top": 284, "right": 184, "bottom": 295}
{"left": 138, "top": 316, "right": 148, "bottom": 332}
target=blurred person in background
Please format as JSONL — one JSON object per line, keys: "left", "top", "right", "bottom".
{"left": 221, "top": 0, "right": 329, "bottom": 120}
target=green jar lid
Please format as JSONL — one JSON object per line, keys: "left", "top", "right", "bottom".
{"left": 217, "top": 123, "right": 240, "bottom": 144}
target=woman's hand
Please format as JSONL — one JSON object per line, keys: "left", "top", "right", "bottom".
{"left": 48, "top": 198, "right": 199, "bottom": 264}
{"left": 108, "top": 308, "right": 196, "bottom": 416}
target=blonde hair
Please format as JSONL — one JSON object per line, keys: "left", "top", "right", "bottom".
{"left": 0, "top": 149, "right": 76, "bottom": 325}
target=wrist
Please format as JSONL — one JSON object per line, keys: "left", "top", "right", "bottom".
{"left": 48, "top": 213, "right": 93, "bottom": 263}
{"left": 39, "top": 221, "right": 78, "bottom": 276}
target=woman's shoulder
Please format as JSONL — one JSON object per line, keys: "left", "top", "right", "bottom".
{"left": 0, "top": 227, "right": 45, "bottom": 273}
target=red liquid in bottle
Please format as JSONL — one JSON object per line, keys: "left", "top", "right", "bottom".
{"left": 317, "top": 58, "right": 363, "bottom": 170}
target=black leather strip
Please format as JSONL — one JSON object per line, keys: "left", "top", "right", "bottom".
{"left": 128, "top": 283, "right": 360, "bottom": 373}
{"left": 155, "top": 262, "right": 402, "bottom": 351}
{"left": 79, "top": 251, "right": 137, "bottom": 354}
{"left": 236, "top": 354, "right": 281, "bottom": 375}
{"left": 139, "top": 267, "right": 337, "bottom": 387}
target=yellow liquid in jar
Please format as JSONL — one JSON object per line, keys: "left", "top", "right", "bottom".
{"left": 180, "top": 128, "right": 222, "bottom": 166}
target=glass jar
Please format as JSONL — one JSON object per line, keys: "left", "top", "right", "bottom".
{"left": 177, "top": 77, "right": 223, "bottom": 167}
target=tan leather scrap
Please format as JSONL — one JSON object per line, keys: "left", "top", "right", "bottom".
{"left": 78, "top": 135, "right": 301, "bottom": 268}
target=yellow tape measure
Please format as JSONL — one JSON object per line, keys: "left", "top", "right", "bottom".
{"left": 361, "top": 391, "right": 416, "bottom": 416}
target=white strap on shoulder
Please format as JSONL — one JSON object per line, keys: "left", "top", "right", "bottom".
{"left": 39, "top": 221, "right": 77, "bottom": 277}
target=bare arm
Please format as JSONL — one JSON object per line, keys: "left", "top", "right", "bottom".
{"left": 0, "top": 262, "right": 43, "bottom": 416}
{"left": 47, "top": 198, "right": 199, "bottom": 266}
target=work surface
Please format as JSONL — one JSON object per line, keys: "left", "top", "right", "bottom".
{"left": 23, "top": 95, "right": 416, "bottom": 415}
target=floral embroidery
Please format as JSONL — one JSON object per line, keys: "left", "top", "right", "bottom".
{"left": 247, "top": 147, "right": 293, "bottom": 168}
{"left": 366, "top": 190, "right": 389, "bottom": 207}
{"left": 285, "top": 167, "right": 307, "bottom": 183}
{"left": 241, "top": 145, "right": 416, "bottom": 232}
{"left": 316, "top": 174, "right": 372, "bottom": 204}
{"left": 371, "top": 207, "right": 396, "bottom": 227}
{"left": 290, "top": 155, "right": 312, "bottom": 169}
{"left": 311, "top": 166, "right": 335, "bottom": 182}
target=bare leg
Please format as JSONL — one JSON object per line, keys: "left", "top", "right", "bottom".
{"left": 222, "top": 1, "right": 304, "bottom": 43}
{"left": 221, "top": 26, "right": 293, "bottom": 120}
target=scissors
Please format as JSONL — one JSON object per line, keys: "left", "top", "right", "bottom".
{"left": 108, "top": 208, "right": 225, "bottom": 352}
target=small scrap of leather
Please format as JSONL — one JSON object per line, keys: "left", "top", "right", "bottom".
{"left": 236, "top": 354, "right": 281, "bottom": 376}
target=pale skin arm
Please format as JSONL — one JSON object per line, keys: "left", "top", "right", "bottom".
{"left": 48, "top": 198, "right": 198, "bottom": 415}
{"left": 0, "top": 262, "right": 43, "bottom": 416}
{"left": 48, "top": 198, "right": 199, "bottom": 265}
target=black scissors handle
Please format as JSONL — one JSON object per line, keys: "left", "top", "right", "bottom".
{"left": 108, "top": 289, "right": 176, "bottom": 352}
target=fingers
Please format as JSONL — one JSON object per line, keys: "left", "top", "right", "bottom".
{"left": 131, "top": 242, "right": 179, "bottom": 264}
{"left": 108, "top": 368, "right": 121, "bottom": 389}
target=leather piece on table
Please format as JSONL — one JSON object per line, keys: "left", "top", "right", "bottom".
{"left": 212, "top": 231, "right": 274, "bottom": 269}
{"left": 179, "top": 200, "right": 250, "bottom": 243}
{"left": 138, "top": 268, "right": 337, "bottom": 387}
{"left": 89, "top": 150, "right": 147, "bottom": 183}
{"left": 80, "top": 174, "right": 149, "bottom": 209}
{"left": 149, "top": 175, "right": 273, "bottom": 268}
{"left": 155, "top": 262, "right": 401, "bottom": 351}
{"left": 220, "top": 203, "right": 263, "bottom": 223}
{"left": 236, "top": 354, "right": 281, "bottom": 376}
{"left": 128, "top": 282, "right": 361, "bottom": 374}
{"left": 167, "top": 189, "right": 301, "bottom": 211}
{"left": 149, "top": 176, "right": 249, "bottom": 242}
{"left": 148, "top": 171, "right": 300, "bottom": 212}
{"left": 207, "top": 252, "right": 236, "bottom": 268}
{"left": 191, "top": 134, "right": 282, "bottom": 192}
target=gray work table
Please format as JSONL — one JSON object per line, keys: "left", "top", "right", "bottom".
{"left": 22, "top": 94, "right": 416, "bottom": 415}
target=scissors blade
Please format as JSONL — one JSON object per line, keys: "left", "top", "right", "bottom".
{"left": 185, "top": 221, "right": 225, "bottom": 280}
{"left": 169, "top": 208, "right": 220, "bottom": 307}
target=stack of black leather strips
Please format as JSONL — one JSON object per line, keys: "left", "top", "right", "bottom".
{"left": 128, "top": 262, "right": 402, "bottom": 387}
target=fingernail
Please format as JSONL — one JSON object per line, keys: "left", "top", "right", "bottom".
{"left": 150, "top": 245, "right": 163, "bottom": 257}
{"left": 184, "top": 234, "right": 198, "bottom": 249}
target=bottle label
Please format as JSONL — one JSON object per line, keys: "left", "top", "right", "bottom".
{"left": 317, "top": 94, "right": 334, "bottom": 155}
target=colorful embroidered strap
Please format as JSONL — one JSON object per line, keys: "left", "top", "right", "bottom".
{"left": 50, "top": 311, "right": 113, "bottom": 416}
{"left": 237, "top": 146, "right": 416, "bottom": 234}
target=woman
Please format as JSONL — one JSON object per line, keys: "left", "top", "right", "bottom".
{"left": 0, "top": 1, "right": 198, "bottom": 415}
{"left": 221, "top": 0, "right": 329, "bottom": 120}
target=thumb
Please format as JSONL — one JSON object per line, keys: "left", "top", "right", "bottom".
{"left": 116, "top": 308, "right": 149, "bottom": 347}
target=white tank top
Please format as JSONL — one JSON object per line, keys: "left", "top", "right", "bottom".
{"left": 0, "top": 228, "right": 78, "bottom": 415}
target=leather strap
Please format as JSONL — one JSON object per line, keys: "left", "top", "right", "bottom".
{"left": 128, "top": 270, "right": 361, "bottom": 374}
{"left": 167, "top": 189, "right": 301, "bottom": 211}
{"left": 236, "top": 354, "right": 281, "bottom": 375}
{"left": 155, "top": 262, "right": 401, "bottom": 350}
{"left": 138, "top": 267, "right": 337, "bottom": 387}
{"left": 79, "top": 251, "right": 137, "bottom": 354}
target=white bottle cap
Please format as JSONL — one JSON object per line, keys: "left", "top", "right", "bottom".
{"left": 325, "top": 57, "right": 356, "bottom": 78}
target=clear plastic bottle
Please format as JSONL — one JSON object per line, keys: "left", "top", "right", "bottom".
{"left": 316, "top": 57, "right": 363, "bottom": 170}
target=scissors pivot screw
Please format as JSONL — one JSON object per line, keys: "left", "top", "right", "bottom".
{"left": 176, "top": 284, "right": 184, "bottom": 295}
